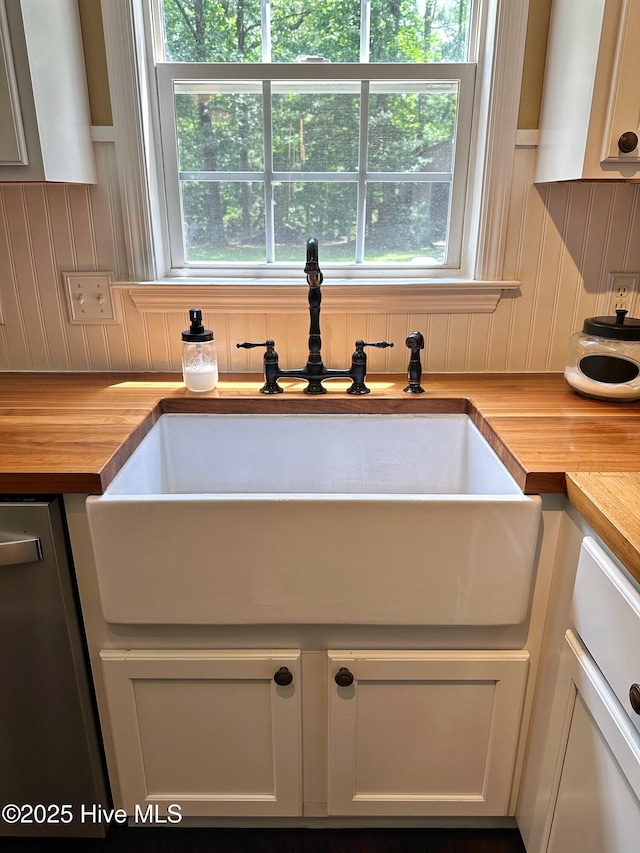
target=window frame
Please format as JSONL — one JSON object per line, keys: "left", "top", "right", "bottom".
{"left": 101, "top": 0, "right": 528, "bottom": 309}
{"left": 158, "top": 62, "right": 476, "bottom": 276}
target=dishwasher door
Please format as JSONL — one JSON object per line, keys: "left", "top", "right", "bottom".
{"left": 0, "top": 498, "right": 108, "bottom": 837}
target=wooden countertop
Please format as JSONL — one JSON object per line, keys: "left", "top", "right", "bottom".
{"left": 566, "top": 473, "right": 640, "bottom": 581}
{"left": 3, "top": 371, "right": 640, "bottom": 493}
{"left": 1, "top": 371, "right": 639, "bottom": 578}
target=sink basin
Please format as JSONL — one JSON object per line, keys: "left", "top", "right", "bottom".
{"left": 86, "top": 413, "right": 541, "bottom": 625}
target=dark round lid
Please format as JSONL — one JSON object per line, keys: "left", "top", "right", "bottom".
{"left": 182, "top": 307, "right": 214, "bottom": 342}
{"left": 182, "top": 329, "right": 214, "bottom": 342}
{"left": 582, "top": 309, "right": 640, "bottom": 341}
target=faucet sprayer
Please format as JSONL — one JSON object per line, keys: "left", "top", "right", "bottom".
{"left": 403, "top": 331, "right": 426, "bottom": 394}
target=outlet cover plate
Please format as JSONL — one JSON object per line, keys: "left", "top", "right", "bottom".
{"left": 607, "top": 272, "right": 638, "bottom": 314}
{"left": 63, "top": 272, "right": 117, "bottom": 323}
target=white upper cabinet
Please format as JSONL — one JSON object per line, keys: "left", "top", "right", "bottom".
{"left": 0, "top": 0, "right": 95, "bottom": 182}
{"left": 536, "top": 0, "right": 640, "bottom": 182}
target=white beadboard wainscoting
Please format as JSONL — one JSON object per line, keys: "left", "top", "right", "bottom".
{"left": 0, "top": 144, "right": 639, "bottom": 374}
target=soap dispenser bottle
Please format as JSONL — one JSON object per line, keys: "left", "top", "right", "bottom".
{"left": 181, "top": 308, "right": 218, "bottom": 392}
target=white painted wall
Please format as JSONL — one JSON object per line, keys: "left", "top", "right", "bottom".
{"left": 0, "top": 143, "right": 638, "bottom": 373}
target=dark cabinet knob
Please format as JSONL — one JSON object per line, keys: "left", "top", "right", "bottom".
{"left": 630, "top": 683, "right": 640, "bottom": 714}
{"left": 335, "top": 667, "right": 355, "bottom": 687}
{"left": 273, "top": 666, "right": 293, "bottom": 686}
{"left": 618, "top": 131, "right": 638, "bottom": 154}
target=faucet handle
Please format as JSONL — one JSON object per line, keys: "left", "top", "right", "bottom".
{"left": 346, "top": 340, "right": 394, "bottom": 396}
{"left": 361, "top": 340, "right": 394, "bottom": 350}
{"left": 236, "top": 339, "right": 275, "bottom": 351}
{"left": 236, "top": 340, "right": 282, "bottom": 395}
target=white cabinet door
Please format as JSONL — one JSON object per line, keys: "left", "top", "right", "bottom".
{"left": 0, "top": 0, "right": 94, "bottom": 182}
{"left": 101, "top": 650, "right": 302, "bottom": 817}
{"left": 600, "top": 0, "right": 640, "bottom": 165}
{"left": 546, "top": 632, "right": 640, "bottom": 852}
{"left": 0, "top": 1, "right": 26, "bottom": 165}
{"left": 327, "top": 650, "right": 529, "bottom": 816}
{"left": 536, "top": 0, "right": 640, "bottom": 181}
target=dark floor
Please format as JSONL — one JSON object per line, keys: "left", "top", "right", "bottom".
{"left": 0, "top": 827, "right": 526, "bottom": 853}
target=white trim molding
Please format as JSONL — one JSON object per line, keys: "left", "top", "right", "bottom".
{"left": 468, "top": 0, "right": 530, "bottom": 282}
{"left": 515, "top": 129, "right": 540, "bottom": 147}
{"left": 91, "top": 126, "right": 116, "bottom": 143}
{"left": 121, "top": 281, "right": 520, "bottom": 314}
{"left": 101, "top": 0, "right": 164, "bottom": 281}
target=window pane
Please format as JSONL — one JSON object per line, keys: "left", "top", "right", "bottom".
{"left": 160, "top": 0, "right": 262, "bottom": 62}
{"left": 182, "top": 181, "right": 266, "bottom": 262}
{"left": 367, "top": 83, "right": 457, "bottom": 172}
{"left": 156, "top": 2, "right": 476, "bottom": 269}
{"left": 272, "top": 87, "right": 360, "bottom": 172}
{"left": 273, "top": 183, "right": 358, "bottom": 262}
{"left": 365, "top": 182, "right": 450, "bottom": 263}
{"left": 175, "top": 85, "right": 264, "bottom": 172}
{"left": 271, "top": 0, "right": 360, "bottom": 63}
{"left": 158, "top": 1, "right": 472, "bottom": 63}
{"left": 370, "top": 0, "right": 472, "bottom": 62}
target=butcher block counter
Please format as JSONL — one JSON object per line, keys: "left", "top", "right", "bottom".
{"left": 0, "top": 371, "right": 639, "bottom": 579}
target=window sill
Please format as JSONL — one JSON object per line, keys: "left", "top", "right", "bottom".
{"left": 117, "top": 280, "right": 520, "bottom": 314}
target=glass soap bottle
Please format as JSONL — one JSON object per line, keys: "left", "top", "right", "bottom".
{"left": 181, "top": 308, "right": 218, "bottom": 392}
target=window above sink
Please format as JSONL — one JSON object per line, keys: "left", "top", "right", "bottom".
{"left": 100, "top": 0, "right": 528, "bottom": 311}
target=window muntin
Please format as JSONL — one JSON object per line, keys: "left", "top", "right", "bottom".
{"left": 152, "top": 1, "right": 476, "bottom": 276}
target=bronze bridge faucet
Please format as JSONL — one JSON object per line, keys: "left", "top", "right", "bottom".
{"left": 237, "top": 237, "right": 394, "bottom": 395}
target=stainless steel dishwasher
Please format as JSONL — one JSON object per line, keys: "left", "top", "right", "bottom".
{"left": 0, "top": 497, "right": 109, "bottom": 837}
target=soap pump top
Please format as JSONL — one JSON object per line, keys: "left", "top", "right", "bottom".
{"left": 182, "top": 308, "right": 213, "bottom": 342}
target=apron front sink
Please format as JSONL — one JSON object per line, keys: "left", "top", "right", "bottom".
{"left": 86, "top": 413, "right": 541, "bottom": 625}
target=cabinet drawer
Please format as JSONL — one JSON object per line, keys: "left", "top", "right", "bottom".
{"left": 571, "top": 536, "right": 640, "bottom": 733}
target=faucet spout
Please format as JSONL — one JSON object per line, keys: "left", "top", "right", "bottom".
{"left": 304, "top": 237, "right": 322, "bottom": 281}
{"left": 306, "top": 236, "right": 318, "bottom": 264}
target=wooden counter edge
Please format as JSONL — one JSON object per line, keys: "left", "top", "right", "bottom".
{"left": 566, "top": 473, "right": 640, "bottom": 584}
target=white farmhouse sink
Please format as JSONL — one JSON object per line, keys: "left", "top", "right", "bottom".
{"left": 86, "top": 413, "right": 541, "bottom": 626}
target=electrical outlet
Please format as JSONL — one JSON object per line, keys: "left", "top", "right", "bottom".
{"left": 608, "top": 272, "right": 638, "bottom": 314}
{"left": 63, "top": 272, "right": 117, "bottom": 323}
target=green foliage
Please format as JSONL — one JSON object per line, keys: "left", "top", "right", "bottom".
{"left": 161, "top": 0, "right": 262, "bottom": 61}
{"left": 272, "top": 92, "right": 360, "bottom": 172}
{"left": 370, "top": 0, "right": 469, "bottom": 62}
{"left": 271, "top": 0, "right": 360, "bottom": 63}
{"left": 160, "top": 0, "right": 470, "bottom": 63}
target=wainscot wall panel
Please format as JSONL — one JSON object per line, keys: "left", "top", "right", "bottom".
{"left": 1, "top": 146, "right": 640, "bottom": 374}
